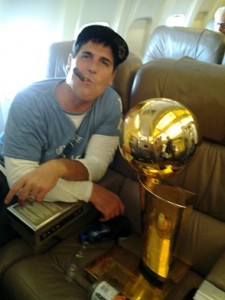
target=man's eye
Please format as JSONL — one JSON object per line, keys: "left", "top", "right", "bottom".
{"left": 80, "top": 52, "right": 92, "bottom": 59}
{"left": 100, "top": 60, "right": 110, "bottom": 67}
{"left": 81, "top": 53, "right": 90, "bottom": 58}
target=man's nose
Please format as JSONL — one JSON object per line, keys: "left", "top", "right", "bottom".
{"left": 88, "top": 59, "right": 98, "bottom": 73}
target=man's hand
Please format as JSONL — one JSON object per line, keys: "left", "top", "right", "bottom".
{"left": 4, "top": 161, "right": 61, "bottom": 205}
{"left": 90, "top": 183, "right": 125, "bottom": 221}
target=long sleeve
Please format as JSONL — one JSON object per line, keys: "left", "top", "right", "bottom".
{"left": 4, "top": 135, "right": 118, "bottom": 202}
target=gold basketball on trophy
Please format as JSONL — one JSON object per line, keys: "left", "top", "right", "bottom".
{"left": 119, "top": 98, "right": 200, "bottom": 191}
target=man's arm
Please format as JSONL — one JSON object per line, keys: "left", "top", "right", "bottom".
{"left": 4, "top": 157, "right": 90, "bottom": 203}
{"left": 4, "top": 134, "right": 119, "bottom": 201}
{"left": 76, "top": 134, "right": 118, "bottom": 181}
{"left": 4, "top": 154, "right": 124, "bottom": 221}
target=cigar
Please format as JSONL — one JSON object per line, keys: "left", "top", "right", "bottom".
{"left": 73, "top": 67, "right": 85, "bottom": 81}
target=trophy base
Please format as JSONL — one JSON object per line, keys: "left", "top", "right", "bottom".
{"left": 84, "top": 234, "right": 190, "bottom": 299}
{"left": 139, "top": 259, "right": 165, "bottom": 288}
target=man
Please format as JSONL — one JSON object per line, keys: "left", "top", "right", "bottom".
{"left": 214, "top": 6, "right": 225, "bottom": 34}
{"left": 1, "top": 25, "right": 129, "bottom": 242}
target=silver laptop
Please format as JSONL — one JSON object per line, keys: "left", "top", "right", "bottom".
{"left": 7, "top": 201, "right": 84, "bottom": 252}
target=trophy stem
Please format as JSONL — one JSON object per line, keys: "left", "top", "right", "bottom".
{"left": 139, "top": 179, "right": 194, "bottom": 286}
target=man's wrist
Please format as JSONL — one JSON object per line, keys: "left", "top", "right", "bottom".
{"left": 51, "top": 158, "right": 89, "bottom": 181}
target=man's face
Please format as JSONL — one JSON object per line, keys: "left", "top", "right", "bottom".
{"left": 66, "top": 41, "right": 116, "bottom": 102}
{"left": 214, "top": 11, "right": 225, "bottom": 34}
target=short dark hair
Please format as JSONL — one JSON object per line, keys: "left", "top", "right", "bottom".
{"left": 72, "top": 25, "right": 129, "bottom": 70}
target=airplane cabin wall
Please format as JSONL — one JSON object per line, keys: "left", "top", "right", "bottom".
{"left": 2, "top": 0, "right": 225, "bottom": 59}
{"left": 2, "top": 0, "right": 225, "bottom": 60}
{"left": 56, "top": 0, "right": 225, "bottom": 60}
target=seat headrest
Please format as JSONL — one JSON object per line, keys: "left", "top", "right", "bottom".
{"left": 131, "top": 57, "right": 225, "bottom": 144}
{"left": 46, "top": 40, "right": 74, "bottom": 78}
{"left": 143, "top": 25, "right": 225, "bottom": 65}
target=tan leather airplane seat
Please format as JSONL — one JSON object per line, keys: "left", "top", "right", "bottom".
{"left": 46, "top": 40, "right": 74, "bottom": 78}
{"left": 143, "top": 25, "right": 225, "bottom": 64}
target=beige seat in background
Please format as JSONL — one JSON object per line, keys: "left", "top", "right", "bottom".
{"left": 143, "top": 25, "right": 225, "bottom": 64}
{"left": 46, "top": 40, "right": 74, "bottom": 78}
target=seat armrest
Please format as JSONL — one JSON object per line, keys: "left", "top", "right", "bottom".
{"left": 207, "top": 250, "right": 225, "bottom": 291}
{"left": 194, "top": 250, "right": 225, "bottom": 300}
{"left": 194, "top": 281, "right": 225, "bottom": 300}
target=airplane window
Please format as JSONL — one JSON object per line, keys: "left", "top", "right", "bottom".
{"left": 1, "top": 19, "right": 50, "bottom": 97}
{"left": 0, "top": 19, "right": 110, "bottom": 132}
{"left": 192, "top": 11, "right": 209, "bottom": 29}
{"left": 166, "top": 14, "right": 185, "bottom": 27}
{"left": 127, "top": 18, "right": 152, "bottom": 58}
{"left": 205, "top": 18, "right": 214, "bottom": 30}
{"left": 0, "top": 19, "right": 52, "bottom": 131}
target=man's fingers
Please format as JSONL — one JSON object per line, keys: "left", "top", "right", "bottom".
{"left": 4, "top": 184, "right": 21, "bottom": 204}
{"left": 99, "top": 204, "right": 125, "bottom": 222}
{"left": 4, "top": 178, "right": 28, "bottom": 204}
{"left": 35, "top": 190, "right": 46, "bottom": 203}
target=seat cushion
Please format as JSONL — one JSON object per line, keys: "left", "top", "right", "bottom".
{"left": 0, "top": 238, "right": 33, "bottom": 278}
{"left": 1, "top": 235, "right": 116, "bottom": 300}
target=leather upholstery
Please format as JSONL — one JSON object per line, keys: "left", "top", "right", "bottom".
{"left": 143, "top": 25, "right": 225, "bottom": 64}
{"left": 1, "top": 43, "right": 225, "bottom": 299}
{"left": 46, "top": 40, "right": 74, "bottom": 78}
{"left": 112, "top": 52, "right": 142, "bottom": 114}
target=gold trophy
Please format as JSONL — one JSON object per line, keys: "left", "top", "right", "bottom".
{"left": 119, "top": 98, "right": 200, "bottom": 290}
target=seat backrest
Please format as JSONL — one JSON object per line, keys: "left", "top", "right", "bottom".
{"left": 45, "top": 40, "right": 142, "bottom": 114}
{"left": 143, "top": 25, "right": 225, "bottom": 64}
{"left": 130, "top": 57, "right": 225, "bottom": 276}
{"left": 112, "top": 52, "right": 142, "bottom": 114}
{"left": 46, "top": 40, "right": 74, "bottom": 78}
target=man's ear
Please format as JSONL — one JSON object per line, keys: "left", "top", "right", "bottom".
{"left": 109, "top": 70, "right": 117, "bottom": 85}
{"left": 65, "top": 54, "right": 72, "bottom": 73}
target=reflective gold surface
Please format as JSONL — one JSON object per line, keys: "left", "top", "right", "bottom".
{"left": 119, "top": 98, "right": 200, "bottom": 285}
{"left": 119, "top": 98, "right": 200, "bottom": 190}
{"left": 141, "top": 185, "right": 194, "bottom": 281}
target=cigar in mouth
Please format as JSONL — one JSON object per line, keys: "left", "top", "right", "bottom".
{"left": 73, "top": 67, "right": 85, "bottom": 81}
